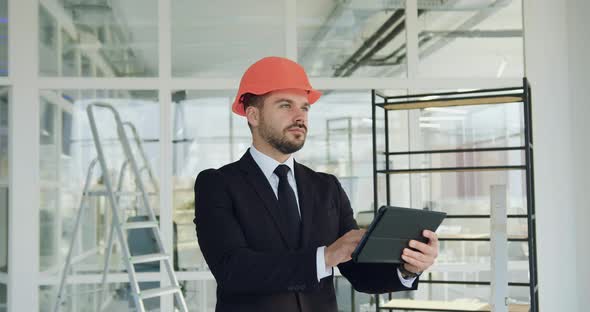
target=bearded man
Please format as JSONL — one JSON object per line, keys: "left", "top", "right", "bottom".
{"left": 193, "top": 56, "right": 439, "bottom": 312}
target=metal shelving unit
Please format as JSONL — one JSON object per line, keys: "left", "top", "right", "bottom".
{"left": 371, "top": 78, "right": 539, "bottom": 312}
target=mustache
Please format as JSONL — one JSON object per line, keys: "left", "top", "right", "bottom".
{"left": 286, "top": 123, "right": 307, "bottom": 132}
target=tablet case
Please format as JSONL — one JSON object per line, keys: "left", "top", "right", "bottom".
{"left": 351, "top": 206, "right": 447, "bottom": 263}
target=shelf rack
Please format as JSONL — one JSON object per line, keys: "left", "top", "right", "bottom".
{"left": 371, "top": 78, "right": 538, "bottom": 312}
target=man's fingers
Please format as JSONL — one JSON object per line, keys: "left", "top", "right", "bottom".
{"left": 401, "top": 254, "right": 425, "bottom": 269}
{"left": 343, "top": 230, "right": 365, "bottom": 241}
{"left": 401, "top": 252, "right": 432, "bottom": 271}
{"left": 347, "top": 229, "right": 366, "bottom": 235}
{"left": 403, "top": 248, "right": 428, "bottom": 263}
{"left": 353, "top": 229, "right": 366, "bottom": 239}
{"left": 346, "top": 235, "right": 363, "bottom": 244}
{"left": 400, "top": 231, "right": 439, "bottom": 272}
{"left": 423, "top": 230, "right": 439, "bottom": 249}
{"left": 409, "top": 240, "right": 435, "bottom": 256}
{"left": 345, "top": 229, "right": 366, "bottom": 242}
{"left": 329, "top": 229, "right": 370, "bottom": 266}
{"left": 347, "top": 243, "right": 358, "bottom": 253}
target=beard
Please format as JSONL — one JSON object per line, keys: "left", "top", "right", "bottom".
{"left": 258, "top": 116, "right": 307, "bottom": 154}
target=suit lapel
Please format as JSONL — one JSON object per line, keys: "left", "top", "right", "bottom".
{"left": 294, "top": 160, "right": 315, "bottom": 248}
{"left": 238, "top": 150, "right": 291, "bottom": 248}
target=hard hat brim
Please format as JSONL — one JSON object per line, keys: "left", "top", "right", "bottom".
{"left": 232, "top": 88, "right": 322, "bottom": 116}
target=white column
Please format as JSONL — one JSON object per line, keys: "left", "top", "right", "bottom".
{"left": 490, "top": 185, "right": 507, "bottom": 312}
{"left": 8, "top": 0, "right": 39, "bottom": 311}
{"left": 523, "top": 0, "right": 579, "bottom": 310}
{"left": 566, "top": 0, "right": 590, "bottom": 309}
{"left": 159, "top": 0, "right": 174, "bottom": 311}
{"left": 405, "top": 0, "right": 422, "bottom": 211}
{"left": 405, "top": 0, "right": 418, "bottom": 79}
{"left": 285, "top": 0, "right": 297, "bottom": 60}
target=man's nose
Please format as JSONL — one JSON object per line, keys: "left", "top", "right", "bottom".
{"left": 293, "top": 107, "right": 307, "bottom": 124}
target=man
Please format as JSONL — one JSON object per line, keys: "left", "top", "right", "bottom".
{"left": 194, "top": 56, "right": 439, "bottom": 312}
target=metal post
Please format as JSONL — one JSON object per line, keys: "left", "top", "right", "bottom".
{"left": 371, "top": 90, "right": 379, "bottom": 312}
{"left": 523, "top": 77, "right": 539, "bottom": 311}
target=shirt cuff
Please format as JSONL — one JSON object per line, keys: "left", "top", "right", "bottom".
{"left": 397, "top": 268, "right": 417, "bottom": 288}
{"left": 316, "top": 246, "right": 333, "bottom": 281}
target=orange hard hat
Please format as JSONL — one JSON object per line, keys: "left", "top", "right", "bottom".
{"left": 232, "top": 56, "right": 322, "bottom": 116}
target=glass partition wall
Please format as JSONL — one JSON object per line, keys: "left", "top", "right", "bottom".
{"left": 3, "top": 0, "right": 526, "bottom": 311}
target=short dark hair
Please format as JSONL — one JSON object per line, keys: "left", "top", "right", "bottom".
{"left": 241, "top": 93, "right": 265, "bottom": 110}
{"left": 241, "top": 92, "right": 267, "bottom": 130}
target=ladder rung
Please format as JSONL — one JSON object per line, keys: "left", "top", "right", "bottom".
{"left": 139, "top": 286, "right": 180, "bottom": 299}
{"left": 130, "top": 253, "right": 168, "bottom": 264}
{"left": 122, "top": 221, "right": 159, "bottom": 230}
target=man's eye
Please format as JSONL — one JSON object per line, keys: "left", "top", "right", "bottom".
{"left": 280, "top": 103, "right": 290, "bottom": 108}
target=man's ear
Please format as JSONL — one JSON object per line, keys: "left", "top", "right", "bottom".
{"left": 245, "top": 106, "right": 260, "bottom": 127}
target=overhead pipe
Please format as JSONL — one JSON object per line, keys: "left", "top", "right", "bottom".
{"left": 339, "top": 0, "right": 513, "bottom": 77}
{"left": 415, "top": 0, "right": 514, "bottom": 71}
{"left": 332, "top": 10, "right": 405, "bottom": 77}
{"left": 337, "top": 10, "right": 425, "bottom": 77}
{"left": 421, "top": 29, "right": 522, "bottom": 38}
{"left": 366, "top": 29, "right": 521, "bottom": 66}
{"left": 300, "top": 0, "right": 348, "bottom": 68}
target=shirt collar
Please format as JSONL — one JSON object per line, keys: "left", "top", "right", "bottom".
{"left": 249, "top": 145, "right": 295, "bottom": 180}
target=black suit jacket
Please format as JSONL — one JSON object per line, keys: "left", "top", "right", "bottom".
{"left": 194, "top": 150, "right": 418, "bottom": 312}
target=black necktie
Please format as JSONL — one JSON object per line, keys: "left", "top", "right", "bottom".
{"left": 274, "top": 164, "right": 301, "bottom": 249}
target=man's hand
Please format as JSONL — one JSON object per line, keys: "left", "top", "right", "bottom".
{"left": 401, "top": 230, "right": 439, "bottom": 274}
{"left": 324, "top": 229, "right": 366, "bottom": 268}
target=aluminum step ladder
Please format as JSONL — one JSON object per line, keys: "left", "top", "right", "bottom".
{"left": 53, "top": 102, "right": 188, "bottom": 312}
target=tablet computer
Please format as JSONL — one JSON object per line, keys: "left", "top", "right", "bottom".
{"left": 352, "top": 206, "right": 447, "bottom": 263}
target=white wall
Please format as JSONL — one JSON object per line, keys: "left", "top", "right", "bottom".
{"left": 567, "top": 0, "right": 590, "bottom": 309}
{"left": 8, "top": 0, "right": 39, "bottom": 311}
{"left": 523, "top": 0, "right": 580, "bottom": 311}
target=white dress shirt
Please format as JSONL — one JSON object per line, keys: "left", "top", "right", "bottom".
{"left": 249, "top": 145, "right": 415, "bottom": 287}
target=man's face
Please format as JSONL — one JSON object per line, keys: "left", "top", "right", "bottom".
{"left": 253, "top": 89, "right": 310, "bottom": 154}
